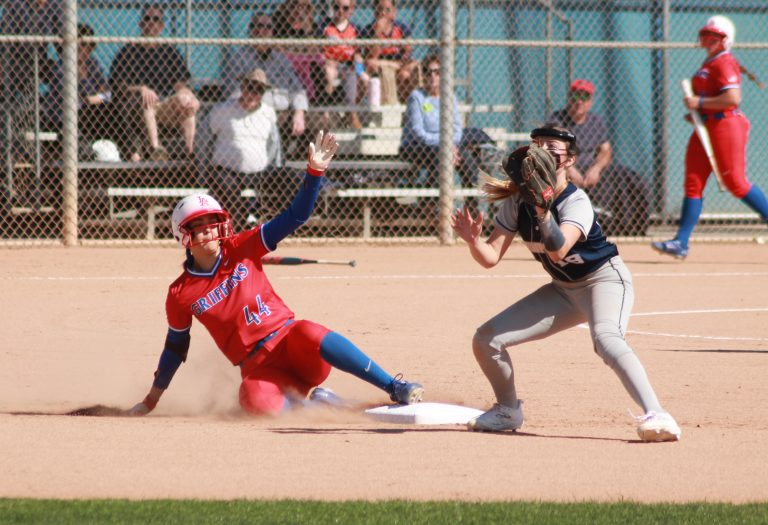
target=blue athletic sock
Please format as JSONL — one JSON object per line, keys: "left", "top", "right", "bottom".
{"left": 320, "top": 332, "right": 394, "bottom": 392}
{"left": 675, "top": 197, "right": 702, "bottom": 248}
{"left": 741, "top": 185, "right": 768, "bottom": 222}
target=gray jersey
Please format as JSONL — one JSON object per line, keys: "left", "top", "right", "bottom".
{"left": 494, "top": 184, "right": 618, "bottom": 281}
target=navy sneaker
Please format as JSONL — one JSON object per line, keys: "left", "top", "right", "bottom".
{"left": 389, "top": 374, "right": 424, "bottom": 405}
{"left": 308, "top": 387, "right": 347, "bottom": 408}
{"left": 651, "top": 239, "right": 688, "bottom": 260}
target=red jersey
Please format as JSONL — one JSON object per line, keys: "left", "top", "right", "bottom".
{"left": 165, "top": 227, "right": 294, "bottom": 366}
{"left": 691, "top": 51, "right": 741, "bottom": 115}
{"left": 323, "top": 22, "right": 357, "bottom": 62}
{"left": 363, "top": 21, "right": 411, "bottom": 60}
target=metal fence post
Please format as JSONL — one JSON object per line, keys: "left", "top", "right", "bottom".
{"left": 61, "top": 0, "right": 78, "bottom": 245}
{"left": 438, "top": 0, "right": 457, "bottom": 245}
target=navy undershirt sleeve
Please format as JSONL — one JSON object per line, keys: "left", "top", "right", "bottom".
{"left": 262, "top": 173, "right": 323, "bottom": 250}
{"left": 152, "top": 328, "right": 190, "bottom": 389}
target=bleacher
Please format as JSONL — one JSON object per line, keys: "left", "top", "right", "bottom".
{"left": 61, "top": 95, "right": 523, "bottom": 240}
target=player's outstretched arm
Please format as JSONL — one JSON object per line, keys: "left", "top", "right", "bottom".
{"left": 451, "top": 205, "right": 512, "bottom": 268}
{"left": 127, "top": 330, "right": 188, "bottom": 416}
{"left": 262, "top": 131, "right": 339, "bottom": 249}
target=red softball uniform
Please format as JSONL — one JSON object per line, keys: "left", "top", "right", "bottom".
{"left": 686, "top": 50, "right": 751, "bottom": 198}
{"left": 323, "top": 22, "right": 357, "bottom": 62}
{"left": 165, "top": 226, "right": 294, "bottom": 366}
{"left": 165, "top": 227, "right": 332, "bottom": 414}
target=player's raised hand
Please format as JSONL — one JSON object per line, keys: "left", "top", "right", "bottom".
{"left": 451, "top": 205, "right": 484, "bottom": 244}
{"left": 307, "top": 131, "right": 339, "bottom": 173}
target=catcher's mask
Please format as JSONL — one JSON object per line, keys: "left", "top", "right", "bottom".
{"left": 171, "top": 194, "right": 232, "bottom": 248}
{"left": 530, "top": 126, "right": 578, "bottom": 167}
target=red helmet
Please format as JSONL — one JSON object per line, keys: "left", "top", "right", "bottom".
{"left": 698, "top": 15, "right": 735, "bottom": 50}
{"left": 171, "top": 194, "right": 232, "bottom": 248}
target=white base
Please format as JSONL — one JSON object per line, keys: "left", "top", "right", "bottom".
{"left": 364, "top": 402, "right": 484, "bottom": 425}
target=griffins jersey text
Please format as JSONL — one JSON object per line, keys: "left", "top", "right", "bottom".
{"left": 165, "top": 227, "right": 294, "bottom": 366}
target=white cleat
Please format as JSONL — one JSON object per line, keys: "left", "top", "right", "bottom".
{"left": 467, "top": 401, "right": 523, "bottom": 432}
{"left": 636, "top": 411, "right": 681, "bottom": 442}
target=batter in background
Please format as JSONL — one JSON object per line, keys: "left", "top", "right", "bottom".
{"left": 652, "top": 15, "right": 768, "bottom": 260}
{"left": 451, "top": 125, "right": 680, "bottom": 442}
{"left": 128, "top": 132, "right": 423, "bottom": 417}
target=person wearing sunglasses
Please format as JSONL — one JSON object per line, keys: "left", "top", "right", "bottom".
{"left": 399, "top": 54, "right": 463, "bottom": 187}
{"left": 546, "top": 79, "right": 611, "bottom": 191}
{"left": 109, "top": 3, "right": 200, "bottom": 162}
{"left": 222, "top": 12, "right": 311, "bottom": 158}
{"left": 546, "top": 79, "right": 651, "bottom": 236}
{"left": 322, "top": 0, "right": 368, "bottom": 129}
{"left": 198, "top": 68, "right": 282, "bottom": 232}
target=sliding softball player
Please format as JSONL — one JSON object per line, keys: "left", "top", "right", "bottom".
{"left": 128, "top": 132, "right": 422, "bottom": 417}
{"left": 653, "top": 15, "right": 768, "bottom": 260}
{"left": 451, "top": 125, "right": 680, "bottom": 442}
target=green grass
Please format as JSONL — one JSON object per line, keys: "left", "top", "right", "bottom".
{"left": 1, "top": 499, "right": 767, "bottom": 525}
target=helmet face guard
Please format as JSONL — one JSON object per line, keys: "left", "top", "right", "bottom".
{"left": 698, "top": 15, "right": 735, "bottom": 50}
{"left": 530, "top": 127, "right": 577, "bottom": 168}
{"left": 178, "top": 215, "right": 232, "bottom": 248}
{"left": 171, "top": 194, "right": 232, "bottom": 248}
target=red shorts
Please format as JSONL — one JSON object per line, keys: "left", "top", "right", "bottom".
{"left": 238, "top": 320, "right": 332, "bottom": 415}
{"left": 684, "top": 112, "right": 751, "bottom": 198}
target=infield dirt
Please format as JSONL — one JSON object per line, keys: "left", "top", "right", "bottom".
{"left": 1, "top": 243, "right": 766, "bottom": 502}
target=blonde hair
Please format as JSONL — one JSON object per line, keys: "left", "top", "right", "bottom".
{"left": 480, "top": 172, "right": 518, "bottom": 203}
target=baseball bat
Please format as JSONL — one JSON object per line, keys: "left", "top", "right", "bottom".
{"left": 262, "top": 256, "right": 356, "bottom": 267}
{"left": 681, "top": 79, "right": 726, "bottom": 192}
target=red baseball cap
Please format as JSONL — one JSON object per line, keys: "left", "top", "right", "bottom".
{"left": 569, "top": 79, "right": 595, "bottom": 95}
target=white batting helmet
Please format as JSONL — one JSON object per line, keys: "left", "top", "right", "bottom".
{"left": 698, "top": 15, "right": 735, "bottom": 50}
{"left": 171, "top": 193, "right": 232, "bottom": 248}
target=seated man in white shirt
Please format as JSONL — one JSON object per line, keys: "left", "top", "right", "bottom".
{"left": 198, "top": 68, "right": 282, "bottom": 231}
{"left": 221, "top": 12, "right": 309, "bottom": 157}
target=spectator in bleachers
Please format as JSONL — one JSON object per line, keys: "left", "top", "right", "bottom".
{"left": 1, "top": 0, "right": 62, "bottom": 167}
{"left": 546, "top": 79, "right": 611, "bottom": 190}
{"left": 222, "top": 12, "right": 309, "bottom": 158}
{"left": 361, "top": 0, "right": 419, "bottom": 104}
{"left": 273, "top": 0, "right": 324, "bottom": 104}
{"left": 399, "top": 55, "right": 462, "bottom": 187}
{"left": 109, "top": 3, "right": 200, "bottom": 162}
{"left": 198, "top": 68, "right": 282, "bottom": 232}
{"left": 1, "top": 0, "right": 62, "bottom": 97}
{"left": 321, "top": 0, "right": 368, "bottom": 129}
{"left": 546, "top": 79, "right": 650, "bottom": 236}
{"left": 44, "top": 23, "right": 113, "bottom": 154}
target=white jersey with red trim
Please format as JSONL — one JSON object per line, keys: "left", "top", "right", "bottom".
{"left": 165, "top": 227, "right": 294, "bottom": 366}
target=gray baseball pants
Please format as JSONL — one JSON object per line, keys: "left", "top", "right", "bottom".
{"left": 472, "top": 256, "right": 663, "bottom": 413}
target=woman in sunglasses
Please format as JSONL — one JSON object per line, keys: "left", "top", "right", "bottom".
{"left": 399, "top": 54, "right": 462, "bottom": 187}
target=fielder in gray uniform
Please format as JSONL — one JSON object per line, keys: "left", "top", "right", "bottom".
{"left": 450, "top": 125, "right": 681, "bottom": 442}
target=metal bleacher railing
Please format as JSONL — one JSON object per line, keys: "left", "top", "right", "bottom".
{"left": 2, "top": 0, "right": 768, "bottom": 246}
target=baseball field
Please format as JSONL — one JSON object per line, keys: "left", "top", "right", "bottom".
{"left": 1, "top": 242, "right": 767, "bottom": 522}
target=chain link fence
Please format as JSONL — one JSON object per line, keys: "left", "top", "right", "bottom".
{"left": 2, "top": 0, "right": 767, "bottom": 246}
